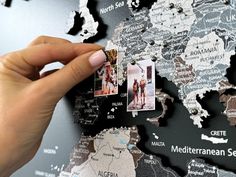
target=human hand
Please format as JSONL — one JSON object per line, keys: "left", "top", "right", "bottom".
{"left": 0, "top": 36, "right": 106, "bottom": 176}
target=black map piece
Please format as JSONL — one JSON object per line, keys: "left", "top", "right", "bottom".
{"left": 65, "top": 11, "right": 84, "bottom": 35}
{"left": 214, "top": 28, "right": 235, "bottom": 50}
{"left": 161, "top": 31, "right": 189, "bottom": 61}
{"left": 1, "top": 0, "right": 12, "bottom": 6}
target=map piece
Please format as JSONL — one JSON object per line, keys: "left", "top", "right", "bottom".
{"left": 63, "top": 136, "right": 95, "bottom": 173}
{"left": 66, "top": 0, "right": 99, "bottom": 42}
{"left": 186, "top": 159, "right": 236, "bottom": 177}
{"left": 149, "top": 0, "right": 196, "bottom": 34}
{"left": 119, "top": 8, "right": 151, "bottom": 57}
{"left": 135, "top": 155, "right": 180, "bottom": 177}
{"left": 201, "top": 134, "right": 228, "bottom": 144}
{"left": 127, "top": 0, "right": 157, "bottom": 11}
{"left": 59, "top": 127, "right": 179, "bottom": 177}
{"left": 65, "top": 11, "right": 84, "bottom": 35}
{"left": 220, "top": 93, "right": 236, "bottom": 126}
{"left": 127, "top": 126, "right": 143, "bottom": 168}
{"left": 178, "top": 31, "right": 235, "bottom": 128}
{"left": 0, "top": 0, "right": 7, "bottom": 6}
{"left": 173, "top": 57, "right": 195, "bottom": 86}
{"left": 147, "top": 89, "right": 174, "bottom": 126}
{"left": 127, "top": 0, "right": 140, "bottom": 9}
{"left": 73, "top": 90, "right": 105, "bottom": 125}
{"left": 214, "top": 28, "right": 236, "bottom": 50}
{"left": 79, "top": 0, "right": 99, "bottom": 41}
{"left": 161, "top": 31, "right": 190, "bottom": 61}
{"left": 191, "top": 0, "right": 236, "bottom": 42}
{"left": 192, "top": 0, "right": 218, "bottom": 8}
{"left": 182, "top": 32, "right": 231, "bottom": 74}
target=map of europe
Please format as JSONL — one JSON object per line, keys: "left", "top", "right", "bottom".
{"left": 60, "top": 0, "right": 236, "bottom": 176}
{"left": 69, "top": 0, "right": 236, "bottom": 128}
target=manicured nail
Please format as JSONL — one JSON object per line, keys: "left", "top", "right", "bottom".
{"left": 89, "top": 50, "right": 107, "bottom": 68}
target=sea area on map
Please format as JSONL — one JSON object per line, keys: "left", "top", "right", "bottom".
{"left": 91, "top": 0, "right": 132, "bottom": 45}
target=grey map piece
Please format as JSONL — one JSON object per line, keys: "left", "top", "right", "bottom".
{"left": 185, "top": 159, "right": 236, "bottom": 177}
{"left": 219, "top": 8, "right": 236, "bottom": 38}
{"left": 190, "top": 1, "right": 236, "bottom": 39}
{"left": 186, "top": 159, "right": 217, "bottom": 177}
{"left": 192, "top": 0, "right": 218, "bottom": 8}
{"left": 214, "top": 28, "right": 236, "bottom": 51}
{"left": 155, "top": 61, "right": 175, "bottom": 81}
{"left": 142, "top": 27, "right": 172, "bottom": 46}
{"left": 162, "top": 31, "right": 190, "bottom": 61}
{"left": 0, "top": 0, "right": 7, "bottom": 6}
{"left": 119, "top": 8, "right": 151, "bottom": 57}
{"left": 135, "top": 154, "right": 180, "bottom": 177}
{"left": 189, "top": 10, "right": 221, "bottom": 38}
{"left": 218, "top": 169, "right": 236, "bottom": 177}
{"left": 183, "top": 64, "right": 229, "bottom": 97}
{"left": 142, "top": 28, "right": 176, "bottom": 80}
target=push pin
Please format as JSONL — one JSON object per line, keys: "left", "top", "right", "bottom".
{"left": 169, "top": 3, "right": 175, "bottom": 9}
{"left": 151, "top": 56, "right": 158, "bottom": 62}
{"left": 149, "top": 40, "right": 155, "bottom": 46}
{"left": 131, "top": 59, "right": 136, "bottom": 65}
{"left": 141, "top": 28, "right": 146, "bottom": 33}
{"left": 191, "top": 109, "right": 198, "bottom": 115}
{"left": 223, "top": 0, "right": 230, "bottom": 4}
{"left": 163, "top": 41, "right": 168, "bottom": 47}
{"left": 177, "top": 7, "right": 183, "bottom": 13}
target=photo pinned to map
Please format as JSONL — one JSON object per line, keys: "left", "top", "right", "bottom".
{"left": 94, "top": 49, "right": 118, "bottom": 97}
{"left": 127, "top": 59, "right": 155, "bottom": 112}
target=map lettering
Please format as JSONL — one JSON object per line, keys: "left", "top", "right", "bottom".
{"left": 100, "top": 1, "right": 125, "bottom": 15}
{"left": 151, "top": 141, "right": 165, "bottom": 147}
{"left": 190, "top": 47, "right": 217, "bottom": 56}
{"left": 171, "top": 145, "right": 226, "bottom": 156}
{"left": 228, "top": 148, "right": 236, "bottom": 157}
{"left": 225, "top": 14, "right": 236, "bottom": 22}
{"left": 144, "top": 159, "right": 157, "bottom": 165}
{"left": 100, "top": 5, "right": 115, "bottom": 14}
{"left": 210, "top": 130, "right": 227, "bottom": 136}
{"left": 98, "top": 171, "right": 118, "bottom": 177}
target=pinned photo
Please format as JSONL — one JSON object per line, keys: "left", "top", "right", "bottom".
{"left": 127, "top": 59, "right": 155, "bottom": 112}
{"left": 94, "top": 49, "right": 118, "bottom": 97}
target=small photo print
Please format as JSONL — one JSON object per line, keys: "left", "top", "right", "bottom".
{"left": 94, "top": 49, "right": 118, "bottom": 97}
{"left": 127, "top": 59, "right": 155, "bottom": 112}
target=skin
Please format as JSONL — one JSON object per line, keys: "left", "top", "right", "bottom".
{"left": 0, "top": 36, "right": 104, "bottom": 177}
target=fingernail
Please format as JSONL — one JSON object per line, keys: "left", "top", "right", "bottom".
{"left": 89, "top": 50, "right": 107, "bottom": 68}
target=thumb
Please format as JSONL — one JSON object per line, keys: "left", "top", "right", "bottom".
{"left": 39, "top": 49, "right": 107, "bottom": 100}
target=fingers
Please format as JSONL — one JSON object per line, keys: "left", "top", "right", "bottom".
{"left": 20, "top": 43, "right": 103, "bottom": 67}
{"left": 1, "top": 43, "right": 103, "bottom": 78}
{"left": 39, "top": 50, "right": 107, "bottom": 100}
{"left": 28, "top": 36, "right": 71, "bottom": 47}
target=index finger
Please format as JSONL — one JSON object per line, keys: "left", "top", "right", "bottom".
{"left": 1, "top": 43, "right": 102, "bottom": 78}
{"left": 20, "top": 43, "right": 103, "bottom": 67}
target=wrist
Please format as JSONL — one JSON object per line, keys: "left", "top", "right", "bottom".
{"left": 0, "top": 129, "right": 16, "bottom": 177}
{"left": 0, "top": 147, "right": 13, "bottom": 177}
